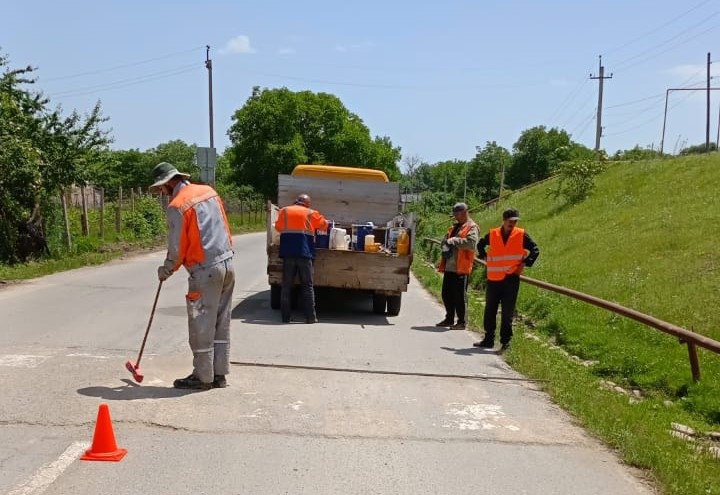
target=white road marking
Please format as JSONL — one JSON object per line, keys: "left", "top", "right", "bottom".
{"left": 7, "top": 441, "right": 89, "bottom": 495}
{"left": 65, "top": 353, "right": 110, "bottom": 359}
{"left": 0, "top": 355, "right": 50, "bottom": 368}
{"left": 442, "top": 403, "right": 520, "bottom": 431}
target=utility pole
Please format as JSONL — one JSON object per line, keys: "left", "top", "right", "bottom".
{"left": 590, "top": 56, "right": 613, "bottom": 151}
{"left": 205, "top": 45, "right": 215, "bottom": 150}
{"left": 706, "top": 52, "right": 711, "bottom": 151}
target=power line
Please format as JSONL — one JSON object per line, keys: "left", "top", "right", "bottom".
{"left": 242, "top": 68, "right": 546, "bottom": 91}
{"left": 51, "top": 65, "right": 202, "bottom": 99}
{"left": 614, "top": 19, "right": 720, "bottom": 72}
{"left": 605, "top": 91, "right": 695, "bottom": 137}
{"left": 548, "top": 78, "right": 591, "bottom": 124}
{"left": 42, "top": 46, "right": 205, "bottom": 82}
{"left": 604, "top": 0, "right": 713, "bottom": 55}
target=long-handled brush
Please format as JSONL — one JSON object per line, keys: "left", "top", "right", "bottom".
{"left": 125, "top": 281, "right": 163, "bottom": 383}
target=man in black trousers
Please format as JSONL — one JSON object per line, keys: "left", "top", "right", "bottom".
{"left": 474, "top": 208, "right": 539, "bottom": 351}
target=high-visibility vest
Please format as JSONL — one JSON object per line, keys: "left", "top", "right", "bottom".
{"left": 486, "top": 227, "right": 525, "bottom": 281}
{"left": 275, "top": 204, "right": 328, "bottom": 258}
{"left": 168, "top": 184, "right": 233, "bottom": 272}
{"left": 438, "top": 221, "right": 477, "bottom": 275}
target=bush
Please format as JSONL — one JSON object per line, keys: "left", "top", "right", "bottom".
{"left": 123, "top": 197, "right": 165, "bottom": 240}
{"left": 552, "top": 158, "right": 605, "bottom": 204}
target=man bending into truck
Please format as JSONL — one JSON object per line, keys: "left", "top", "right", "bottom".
{"left": 275, "top": 194, "right": 328, "bottom": 323}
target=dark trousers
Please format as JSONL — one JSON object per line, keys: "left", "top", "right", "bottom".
{"left": 441, "top": 272, "right": 468, "bottom": 324}
{"left": 483, "top": 275, "right": 520, "bottom": 344}
{"left": 281, "top": 257, "right": 316, "bottom": 321}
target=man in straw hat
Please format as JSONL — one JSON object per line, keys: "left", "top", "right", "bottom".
{"left": 150, "top": 162, "right": 235, "bottom": 390}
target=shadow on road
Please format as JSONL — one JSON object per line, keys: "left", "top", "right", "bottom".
{"left": 410, "top": 325, "right": 450, "bottom": 333}
{"left": 77, "top": 379, "right": 200, "bottom": 400}
{"left": 232, "top": 288, "right": 392, "bottom": 326}
{"left": 440, "top": 346, "right": 499, "bottom": 356}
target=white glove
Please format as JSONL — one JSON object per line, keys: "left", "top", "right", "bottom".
{"left": 446, "top": 237, "right": 461, "bottom": 246}
{"left": 157, "top": 265, "right": 173, "bottom": 281}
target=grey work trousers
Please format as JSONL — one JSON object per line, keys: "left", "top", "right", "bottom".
{"left": 281, "top": 257, "right": 316, "bottom": 321}
{"left": 185, "top": 258, "right": 235, "bottom": 383}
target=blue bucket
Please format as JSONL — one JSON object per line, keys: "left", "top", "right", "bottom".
{"left": 352, "top": 224, "right": 374, "bottom": 251}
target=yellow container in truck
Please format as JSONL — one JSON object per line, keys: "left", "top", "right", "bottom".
{"left": 292, "top": 164, "right": 389, "bottom": 182}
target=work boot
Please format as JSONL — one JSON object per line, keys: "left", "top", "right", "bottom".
{"left": 436, "top": 319, "right": 453, "bottom": 327}
{"left": 173, "top": 373, "right": 212, "bottom": 390}
{"left": 450, "top": 322, "right": 466, "bottom": 330}
{"left": 473, "top": 338, "right": 495, "bottom": 349}
{"left": 305, "top": 317, "right": 318, "bottom": 324}
{"left": 500, "top": 341, "right": 512, "bottom": 353}
{"left": 212, "top": 375, "right": 228, "bottom": 388}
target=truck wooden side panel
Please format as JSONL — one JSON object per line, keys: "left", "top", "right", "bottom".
{"left": 267, "top": 245, "right": 411, "bottom": 294}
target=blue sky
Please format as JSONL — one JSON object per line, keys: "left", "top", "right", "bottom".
{"left": 4, "top": 0, "right": 720, "bottom": 165}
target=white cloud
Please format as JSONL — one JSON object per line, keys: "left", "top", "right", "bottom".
{"left": 277, "top": 47, "right": 296, "bottom": 55}
{"left": 220, "top": 35, "right": 256, "bottom": 55}
{"left": 335, "top": 41, "right": 374, "bottom": 53}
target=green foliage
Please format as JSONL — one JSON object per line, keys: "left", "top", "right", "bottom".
{"left": 0, "top": 53, "right": 110, "bottom": 263}
{"left": 552, "top": 156, "right": 606, "bottom": 204}
{"left": 506, "top": 126, "right": 592, "bottom": 189}
{"left": 227, "top": 87, "right": 401, "bottom": 199}
{"left": 679, "top": 142, "right": 718, "bottom": 155}
{"left": 123, "top": 196, "right": 166, "bottom": 239}
{"left": 468, "top": 141, "right": 511, "bottom": 202}
{"left": 613, "top": 145, "right": 663, "bottom": 161}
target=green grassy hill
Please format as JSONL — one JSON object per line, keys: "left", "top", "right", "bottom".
{"left": 414, "top": 153, "right": 720, "bottom": 494}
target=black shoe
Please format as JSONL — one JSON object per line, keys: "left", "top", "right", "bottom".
{"left": 449, "top": 322, "right": 466, "bottom": 330}
{"left": 282, "top": 318, "right": 291, "bottom": 323}
{"left": 305, "top": 317, "right": 318, "bottom": 324}
{"left": 500, "top": 342, "right": 511, "bottom": 352}
{"left": 436, "top": 319, "right": 453, "bottom": 327}
{"left": 473, "top": 338, "right": 495, "bottom": 348}
{"left": 173, "top": 374, "right": 212, "bottom": 390}
{"left": 212, "top": 375, "right": 228, "bottom": 388}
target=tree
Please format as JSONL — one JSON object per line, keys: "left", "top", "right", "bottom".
{"left": 680, "top": 142, "right": 718, "bottom": 155}
{"left": 468, "top": 141, "right": 511, "bottom": 202}
{"left": 506, "top": 126, "right": 591, "bottom": 189}
{"left": 0, "top": 54, "right": 110, "bottom": 262}
{"left": 227, "top": 87, "right": 401, "bottom": 199}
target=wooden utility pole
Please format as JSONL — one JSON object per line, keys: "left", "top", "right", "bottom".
{"left": 206, "top": 45, "right": 215, "bottom": 150}
{"left": 590, "top": 56, "right": 613, "bottom": 151}
{"left": 707, "top": 52, "right": 712, "bottom": 151}
{"left": 115, "top": 186, "right": 123, "bottom": 234}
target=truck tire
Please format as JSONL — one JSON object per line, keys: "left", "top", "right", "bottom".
{"left": 270, "top": 284, "right": 281, "bottom": 310}
{"left": 372, "top": 294, "right": 387, "bottom": 314}
{"left": 386, "top": 295, "right": 402, "bottom": 316}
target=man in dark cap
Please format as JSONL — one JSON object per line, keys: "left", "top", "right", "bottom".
{"left": 436, "top": 202, "right": 479, "bottom": 330}
{"left": 474, "top": 208, "right": 539, "bottom": 351}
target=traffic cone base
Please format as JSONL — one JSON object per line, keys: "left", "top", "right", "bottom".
{"left": 81, "top": 403, "right": 127, "bottom": 462}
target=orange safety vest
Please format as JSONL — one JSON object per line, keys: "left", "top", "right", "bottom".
{"left": 275, "top": 204, "right": 328, "bottom": 258}
{"left": 438, "top": 221, "right": 477, "bottom": 275}
{"left": 168, "top": 183, "right": 233, "bottom": 272}
{"left": 486, "top": 227, "right": 525, "bottom": 281}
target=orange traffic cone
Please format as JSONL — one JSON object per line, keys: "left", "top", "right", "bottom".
{"left": 81, "top": 403, "right": 127, "bottom": 462}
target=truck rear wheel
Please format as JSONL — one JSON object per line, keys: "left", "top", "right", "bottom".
{"left": 270, "top": 284, "right": 281, "bottom": 310}
{"left": 386, "top": 295, "right": 402, "bottom": 316}
{"left": 372, "top": 294, "right": 387, "bottom": 314}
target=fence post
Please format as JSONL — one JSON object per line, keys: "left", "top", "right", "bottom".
{"left": 115, "top": 185, "right": 123, "bottom": 234}
{"left": 131, "top": 188, "right": 135, "bottom": 213}
{"left": 99, "top": 187, "right": 105, "bottom": 240}
{"left": 60, "top": 189, "right": 72, "bottom": 250}
{"left": 240, "top": 201, "right": 245, "bottom": 225}
{"left": 687, "top": 342, "right": 701, "bottom": 382}
{"left": 80, "top": 185, "right": 89, "bottom": 236}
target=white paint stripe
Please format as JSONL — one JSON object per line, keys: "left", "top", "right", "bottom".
{"left": 7, "top": 441, "right": 89, "bottom": 495}
{"left": 0, "top": 355, "right": 50, "bottom": 368}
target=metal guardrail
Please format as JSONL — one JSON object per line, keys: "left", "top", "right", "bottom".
{"left": 423, "top": 237, "right": 720, "bottom": 382}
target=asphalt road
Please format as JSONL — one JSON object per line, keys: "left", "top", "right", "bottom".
{"left": 0, "top": 232, "right": 653, "bottom": 494}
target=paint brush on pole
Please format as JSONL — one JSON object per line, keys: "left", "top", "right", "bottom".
{"left": 125, "top": 281, "right": 163, "bottom": 383}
